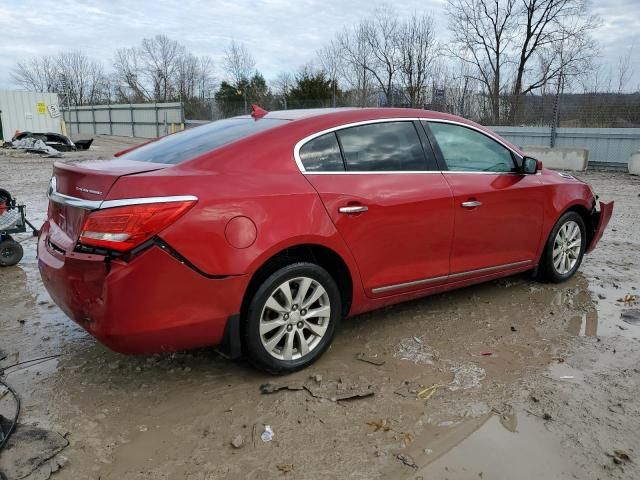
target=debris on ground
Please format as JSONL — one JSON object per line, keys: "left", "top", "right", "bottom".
{"left": 355, "top": 352, "right": 386, "bottom": 366}
{"left": 261, "top": 425, "right": 274, "bottom": 442}
{"left": 276, "top": 463, "right": 294, "bottom": 473}
{"left": 621, "top": 309, "right": 640, "bottom": 325}
{"left": 230, "top": 434, "right": 244, "bottom": 449}
{"left": 617, "top": 294, "right": 638, "bottom": 304}
{"left": 449, "top": 363, "right": 486, "bottom": 391}
{"left": 9, "top": 137, "right": 62, "bottom": 157}
{"left": 394, "top": 337, "right": 437, "bottom": 365}
{"left": 493, "top": 404, "right": 518, "bottom": 433}
{"left": 0, "top": 421, "right": 69, "bottom": 480}
{"left": 479, "top": 351, "right": 493, "bottom": 356}
{"left": 397, "top": 453, "right": 418, "bottom": 469}
{"left": 416, "top": 384, "right": 442, "bottom": 401}
{"left": 366, "top": 420, "right": 413, "bottom": 442}
{"left": 606, "top": 450, "right": 632, "bottom": 465}
{"left": 3, "top": 132, "right": 94, "bottom": 157}
{"left": 260, "top": 378, "right": 377, "bottom": 401}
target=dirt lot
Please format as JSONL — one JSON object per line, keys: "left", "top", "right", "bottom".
{"left": 1, "top": 136, "right": 639, "bottom": 480}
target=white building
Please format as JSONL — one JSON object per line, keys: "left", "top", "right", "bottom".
{"left": 0, "top": 90, "right": 61, "bottom": 142}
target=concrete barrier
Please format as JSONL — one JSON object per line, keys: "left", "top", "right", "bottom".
{"left": 629, "top": 151, "right": 640, "bottom": 176}
{"left": 523, "top": 146, "right": 589, "bottom": 171}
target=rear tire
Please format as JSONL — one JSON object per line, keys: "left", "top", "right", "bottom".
{"left": 0, "top": 239, "right": 23, "bottom": 267}
{"left": 537, "top": 211, "right": 586, "bottom": 283}
{"left": 243, "top": 262, "right": 341, "bottom": 374}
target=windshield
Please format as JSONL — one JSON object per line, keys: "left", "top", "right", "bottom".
{"left": 120, "top": 117, "right": 288, "bottom": 164}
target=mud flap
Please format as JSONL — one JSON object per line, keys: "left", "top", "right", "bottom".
{"left": 218, "top": 314, "right": 242, "bottom": 359}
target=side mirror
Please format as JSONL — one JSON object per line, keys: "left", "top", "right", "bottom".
{"left": 522, "top": 156, "right": 539, "bottom": 174}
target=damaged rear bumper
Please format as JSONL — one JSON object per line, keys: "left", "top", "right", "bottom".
{"left": 586, "top": 200, "right": 614, "bottom": 253}
{"left": 37, "top": 222, "right": 247, "bottom": 354}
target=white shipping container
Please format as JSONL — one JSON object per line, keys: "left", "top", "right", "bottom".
{"left": 0, "top": 90, "right": 62, "bottom": 141}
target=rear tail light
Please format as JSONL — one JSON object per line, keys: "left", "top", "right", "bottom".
{"left": 79, "top": 200, "right": 196, "bottom": 252}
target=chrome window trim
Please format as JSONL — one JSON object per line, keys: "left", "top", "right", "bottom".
{"left": 48, "top": 176, "right": 198, "bottom": 210}
{"left": 293, "top": 117, "right": 522, "bottom": 175}
{"left": 371, "top": 260, "right": 532, "bottom": 294}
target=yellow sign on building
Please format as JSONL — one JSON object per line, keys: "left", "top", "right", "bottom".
{"left": 37, "top": 101, "right": 46, "bottom": 114}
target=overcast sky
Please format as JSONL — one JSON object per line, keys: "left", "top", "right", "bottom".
{"left": 1, "top": 0, "right": 638, "bottom": 91}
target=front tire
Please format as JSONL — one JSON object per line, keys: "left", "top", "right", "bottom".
{"left": 243, "top": 262, "right": 342, "bottom": 374}
{"left": 537, "top": 211, "right": 586, "bottom": 283}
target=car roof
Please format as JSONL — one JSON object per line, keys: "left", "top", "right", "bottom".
{"left": 230, "top": 107, "right": 524, "bottom": 157}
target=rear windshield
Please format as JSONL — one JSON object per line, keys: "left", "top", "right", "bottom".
{"left": 120, "top": 117, "right": 288, "bottom": 164}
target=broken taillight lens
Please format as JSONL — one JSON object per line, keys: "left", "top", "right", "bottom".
{"left": 79, "top": 200, "right": 196, "bottom": 252}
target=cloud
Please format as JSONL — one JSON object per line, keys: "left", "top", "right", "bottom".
{"left": 0, "top": 0, "right": 638, "bottom": 90}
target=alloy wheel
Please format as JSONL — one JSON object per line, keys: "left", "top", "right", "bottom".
{"left": 259, "top": 276, "right": 331, "bottom": 361}
{"left": 552, "top": 220, "right": 582, "bottom": 275}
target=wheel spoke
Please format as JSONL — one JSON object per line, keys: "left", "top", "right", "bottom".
{"left": 279, "top": 282, "right": 293, "bottom": 309}
{"left": 296, "top": 330, "right": 309, "bottom": 356}
{"left": 302, "top": 285, "right": 326, "bottom": 309}
{"left": 264, "top": 326, "right": 287, "bottom": 351}
{"left": 260, "top": 318, "right": 286, "bottom": 335}
{"left": 296, "top": 277, "right": 312, "bottom": 304}
{"left": 265, "top": 296, "right": 287, "bottom": 313}
{"left": 305, "top": 304, "right": 330, "bottom": 319}
{"left": 282, "top": 331, "right": 295, "bottom": 360}
{"left": 305, "top": 320, "right": 328, "bottom": 337}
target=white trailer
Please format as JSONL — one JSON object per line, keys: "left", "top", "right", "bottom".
{"left": 0, "top": 90, "right": 61, "bottom": 142}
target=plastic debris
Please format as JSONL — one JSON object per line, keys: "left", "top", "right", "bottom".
{"left": 479, "top": 351, "right": 493, "bottom": 356}
{"left": 356, "top": 352, "right": 386, "bottom": 366}
{"left": 261, "top": 425, "right": 274, "bottom": 442}
{"left": 416, "top": 384, "right": 442, "bottom": 401}
{"left": 230, "top": 434, "right": 244, "bottom": 449}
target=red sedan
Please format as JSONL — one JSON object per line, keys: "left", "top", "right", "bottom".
{"left": 38, "top": 107, "right": 613, "bottom": 373}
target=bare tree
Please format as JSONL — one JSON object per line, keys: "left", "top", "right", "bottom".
{"left": 336, "top": 23, "right": 376, "bottom": 106}
{"left": 11, "top": 57, "right": 58, "bottom": 92}
{"left": 197, "top": 56, "right": 216, "bottom": 100}
{"left": 139, "top": 35, "right": 185, "bottom": 102}
{"left": 272, "top": 71, "right": 294, "bottom": 109}
{"left": 509, "top": 0, "right": 598, "bottom": 121}
{"left": 615, "top": 45, "right": 634, "bottom": 94}
{"left": 113, "top": 47, "right": 150, "bottom": 102}
{"left": 364, "top": 3, "right": 402, "bottom": 106}
{"left": 447, "top": 0, "right": 517, "bottom": 123}
{"left": 222, "top": 40, "right": 256, "bottom": 86}
{"left": 397, "top": 12, "right": 438, "bottom": 108}
{"left": 317, "top": 42, "right": 342, "bottom": 107}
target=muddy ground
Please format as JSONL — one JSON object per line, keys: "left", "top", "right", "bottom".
{"left": 0, "top": 136, "right": 639, "bottom": 480}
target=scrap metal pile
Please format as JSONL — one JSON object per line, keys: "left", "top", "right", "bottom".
{"left": 2, "top": 131, "right": 93, "bottom": 157}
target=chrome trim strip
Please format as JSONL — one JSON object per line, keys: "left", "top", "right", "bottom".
{"left": 48, "top": 176, "right": 198, "bottom": 210}
{"left": 101, "top": 196, "right": 198, "bottom": 209}
{"left": 371, "top": 260, "right": 532, "bottom": 294}
{"left": 48, "top": 177, "right": 102, "bottom": 210}
{"left": 371, "top": 274, "right": 449, "bottom": 294}
{"left": 448, "top": 260, "right": 532, "bottom": 279}
{"left": 293, "top": 117, "right": 522, "bottom": 175}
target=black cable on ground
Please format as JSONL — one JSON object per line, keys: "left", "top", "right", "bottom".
{"left": 0, "top": 378, "right": 20, "bottom": 451}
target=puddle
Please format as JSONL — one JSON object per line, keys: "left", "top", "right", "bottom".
{"left": 411, "top": 411, "right": 584, "bottom": 479}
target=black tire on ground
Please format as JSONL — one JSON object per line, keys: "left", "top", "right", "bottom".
{"left": 537, "top": 211, "right": 586, "bottom": 283}
{"left": 243, "top": 262, "right": 342, "bottom": 374}
{"left": 0, "top": 239, "right": 24, "bottom": 267}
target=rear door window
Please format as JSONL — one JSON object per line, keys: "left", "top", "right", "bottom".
{"left": 121, "top": 117, "right": 288, "bottom": 164}
{"left": 336, "top": 122, "right": 429, "bottom": 172}
{"left": 298, "top": 133, "right": 345, "bottom": 172}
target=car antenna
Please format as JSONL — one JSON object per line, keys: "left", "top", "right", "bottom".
{"left": 250, "top": 104, "right": 268, "bottom": 119}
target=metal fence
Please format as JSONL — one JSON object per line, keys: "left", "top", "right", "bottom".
{"left": 62, "top": 102, "right": 184, "bottom": 138}
{"left": 489, "top": 126, "right": 640, "bottom": 166}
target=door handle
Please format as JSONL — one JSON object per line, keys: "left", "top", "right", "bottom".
{"left": 461, "top": 200, "right": 482, "bottom": 209}
{"left": 339, "top": 205, "right": 368, "bottom": 214}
